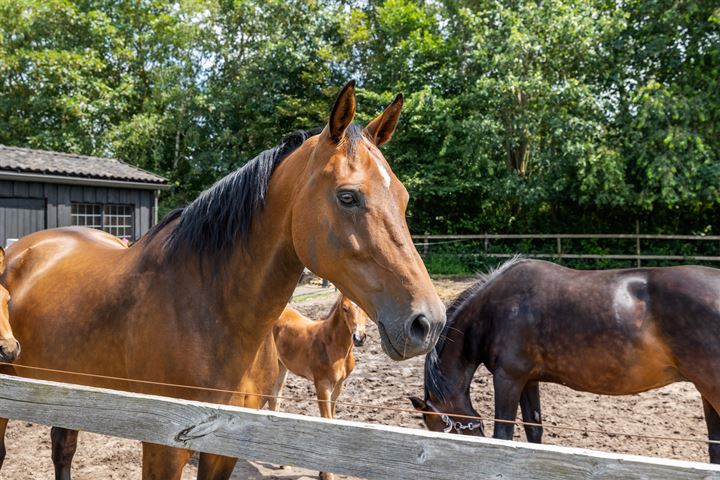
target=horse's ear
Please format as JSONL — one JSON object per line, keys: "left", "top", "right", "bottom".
{"left": 327, "top": 80, "right": 356, "bottom": 142}
{"left": 365, "top": 93, "right": 403, "bottom": 146}
{"left": 409, "top": 396, "right": 428, "bottom": 411}
{"left": 0, "top": 247, "right": 5, "bottom": 276}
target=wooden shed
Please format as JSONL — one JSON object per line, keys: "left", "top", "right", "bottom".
{"left": 0, "top": 145, "right": 169, "bottom": 247}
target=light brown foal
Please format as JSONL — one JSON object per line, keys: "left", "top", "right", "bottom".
{"left": 270, "top": 295, "right": 367, "bottom": 480}
{"left": 270, "top": 295, "right": 367, "bottom": 419}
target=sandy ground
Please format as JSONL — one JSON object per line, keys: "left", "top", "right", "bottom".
{"left": 0, "top": 277, "right": 712, "bottom": 479}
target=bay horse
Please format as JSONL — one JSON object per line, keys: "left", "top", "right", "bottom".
{"left": 0, "top": 81, "right": 446, "bottom": 480}
{"left": 411, "top": 257, "right": 720, "bottom": 463}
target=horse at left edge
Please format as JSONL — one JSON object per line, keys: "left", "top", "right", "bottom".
{"left": 0, "top": 80, "right": 446, "bottom": 480}
{"left": 0, "top": 247, "right": 20, "bottom": 367}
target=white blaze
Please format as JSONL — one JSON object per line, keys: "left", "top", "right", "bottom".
{"left": 364, "top": 139, "right": 391, "bottom": 189}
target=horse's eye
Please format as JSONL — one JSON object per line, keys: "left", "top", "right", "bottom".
{"left": 337, "top": 190, "right": 360, "bottom": 207}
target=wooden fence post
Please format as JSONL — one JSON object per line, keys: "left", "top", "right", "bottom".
{"left": 636, "top": 220, "right": 641, "bottom": 268}
{"left": 557, "top": 237, "right": 563, "bottom": 264}
{"left": 423, "top": 232, "right": 429, "bottom": 256}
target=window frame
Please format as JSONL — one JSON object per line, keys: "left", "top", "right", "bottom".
{"left": 70, "top": 203, "right": 135, "bottom": 241}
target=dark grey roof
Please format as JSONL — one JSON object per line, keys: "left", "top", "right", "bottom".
{"left": 0, "top": 144, "right": 168, "bottom": 185}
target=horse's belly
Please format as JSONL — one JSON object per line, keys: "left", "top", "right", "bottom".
{"left": 550, "top": 366, "right": 682, "bottom": 395}
{"left": 542, "top": 337, "right": 682, "bottom": 395}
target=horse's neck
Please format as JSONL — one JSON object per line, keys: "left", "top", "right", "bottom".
{"left": 147, "top": 147, "right": 308, "bottom": 350}
{"left": 321, "top": 302, "right": 353, "bottom": 354}
{"left": 433, "top": 295, "right": 488, "bottom": 409}
{"left": 217, "top": 161, "right": 307, "bottom": 333}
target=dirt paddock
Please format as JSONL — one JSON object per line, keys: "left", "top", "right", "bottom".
{"left": 1, "top": 277, "right": 712, "bottom": 479}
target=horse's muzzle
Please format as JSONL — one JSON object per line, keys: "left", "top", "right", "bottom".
{"left": 377, "top": 309, "right": 445, "bottom": 360}
{"left": 352, "top": 332, "right": 366, "bottom": 347}
{"left": 0, "top": 338, "right": 20, "bottom": 363}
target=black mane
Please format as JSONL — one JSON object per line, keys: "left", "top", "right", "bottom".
{"left": 145, "top": 124, "right": 368, "bottom": 262}
{"left": 143, "top": 127, "right": 321, "bottom": 259}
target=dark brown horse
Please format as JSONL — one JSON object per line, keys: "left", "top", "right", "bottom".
{"left": 0, "top": 81, "right": 446, "bottom": 480}
{"left": 411, "top": 257, "right": 720, "bottom": 463}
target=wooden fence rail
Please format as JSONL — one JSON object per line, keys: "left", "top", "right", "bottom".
{"left": 0, "top": 374, "right": 719, "bottom": 479}
{"left": 412, "top": 233, "right": 720, "bottom": 266}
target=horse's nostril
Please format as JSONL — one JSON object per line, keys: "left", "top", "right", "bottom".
{"left": 408, "top": 314, "right": 431, "bottom": 344}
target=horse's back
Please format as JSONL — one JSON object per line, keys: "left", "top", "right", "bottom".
{"left": 274, "top": 306, "right": 319, "bottom": 340}
{"left": 3, "top": 227, "right": 129, "bottom": 304}
{"left": 7, "top": 226, "right": 126, "bottom": 256}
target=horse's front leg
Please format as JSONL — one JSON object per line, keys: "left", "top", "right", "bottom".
{"left": 492, "top": 369, "right": 525, "bottom": 441}
{"left": 197, "top": 453, "right": 238, "bottom": 480}
{"left": 142, "top": 442, "right": 193, "bottom": 480}
{"left": 51, "top": 426, "right": 78, "bottom": 480}
{"left": 330, "top": 381, "right": 346, "bottom": 418}
{"left": 315, "top": 380, "right": 334, "bottom": 419}
{"left": 314, "top": 380, "right": 336, "bottom": 480}
{"left": 519, "top": 381, "right": 543, "bottom": 443}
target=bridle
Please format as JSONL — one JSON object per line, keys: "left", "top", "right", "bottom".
{"left": 441, "top": 414, "right": 484, "bottom": 434}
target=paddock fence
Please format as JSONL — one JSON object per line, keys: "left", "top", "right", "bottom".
{"left": 1, "top": 374, "right": 719, "bottom": 479}
{"left": 413, "top": 232, "right": 720, "bottom": 267}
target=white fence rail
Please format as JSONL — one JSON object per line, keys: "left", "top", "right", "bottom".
{"left": 0, "top": 374, "right": 719, "bottom": 479}
{"left": 413, "top": 233, "right": 720, "bottom": 266}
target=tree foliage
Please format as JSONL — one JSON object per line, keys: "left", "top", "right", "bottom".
{"left": 0, "top": 0, "right": 718, "bottom": 232}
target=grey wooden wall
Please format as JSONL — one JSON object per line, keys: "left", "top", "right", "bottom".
{"left": 0, "top": 180, "right": 156, "bottom": 246}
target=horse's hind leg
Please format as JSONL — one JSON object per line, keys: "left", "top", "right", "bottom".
{"left": 519, "top": 381, "right": 543, "bottom": 443}
{"left": 702, "top": 397, "right": 720, "bottom": 463}
{"left": 142, "top": 442, "right": 193, "bottom": 480}
{"left": 197, "top": 453, "right": 237, "bottom": 480}
{"left": 0, "top": 417, "right": 8, "bottom": 470}
{"left": 51, "top": 427, "right": 78, "bottom": 480}
{"left": 492, "top": 369, "right": 525, "bottom": 441}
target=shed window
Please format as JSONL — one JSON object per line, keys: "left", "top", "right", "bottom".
{"left": 71, "top": 203, "right": 134, "bottom": 241}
